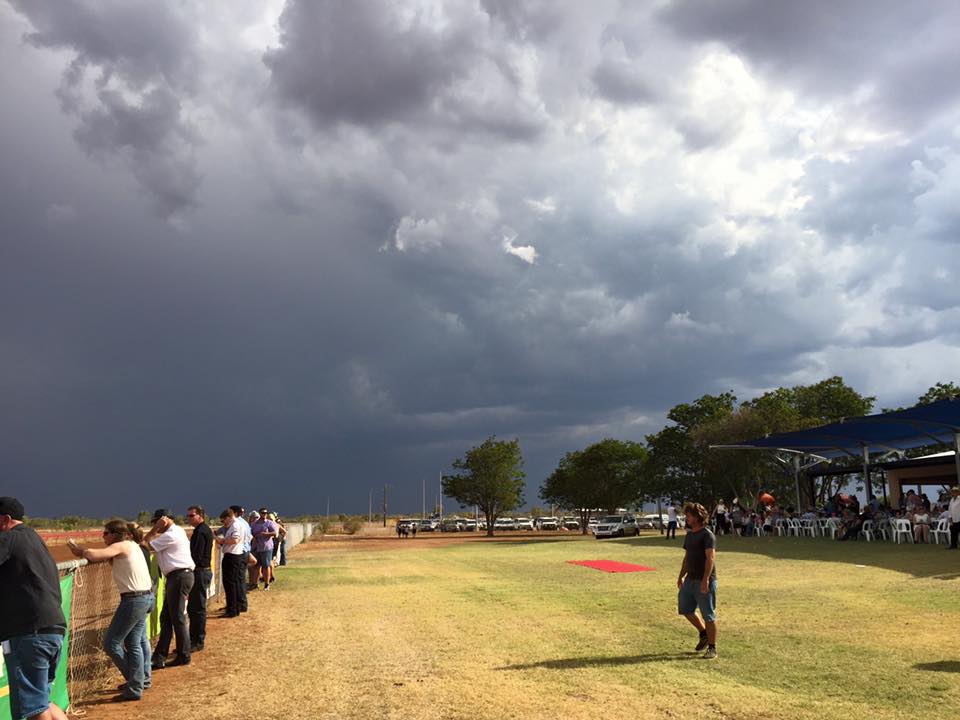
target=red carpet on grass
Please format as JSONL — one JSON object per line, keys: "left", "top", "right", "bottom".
{"left": 567, "top": 560, "right": 655, "bottom": 573}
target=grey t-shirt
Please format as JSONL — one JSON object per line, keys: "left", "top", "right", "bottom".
{"left": 683, "top": 527, "right": 717, "bottom": 581}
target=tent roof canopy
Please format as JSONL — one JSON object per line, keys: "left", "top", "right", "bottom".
{"left": 713, "top": 398, "right": 960, "bottom": 459}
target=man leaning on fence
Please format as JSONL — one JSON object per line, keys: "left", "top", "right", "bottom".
{"left": 144, "top": 509, "right": 195, "bottom": 669}
{"left": 0, "top": 497, "right": 69, "bottom": 720}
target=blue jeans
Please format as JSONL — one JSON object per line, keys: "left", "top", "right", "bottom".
{"left": 3, "top": 632, "right": 64, "bottom": 719}
{"left": 140, "top": 593, "right": 155, "bottom": 688}
{"left": 103, "top": 594, "right": 152, "bottom": 697}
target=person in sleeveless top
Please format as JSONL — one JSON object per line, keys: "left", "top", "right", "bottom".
{"left": 68, "top": 519, "right": 153, "bottom": 701}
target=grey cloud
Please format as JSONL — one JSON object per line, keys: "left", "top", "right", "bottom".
{"left": 659, "top": 0, "right": 960, "bottom": 128}
{"left": 264, "top": 0, "right": 545, "bottom": 141}
{"left": 10, "top": 0, "right": 202, "bottom": 218}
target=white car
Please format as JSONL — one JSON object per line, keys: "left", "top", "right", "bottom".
{"left": 561, "top": 517, "right": 581, "bottom": 531}
{"left": 493, "top": 517, "right": 516, "bottom": 531}
{"left": 594, "top": 515, "right": 640, "bottom": 538}
{"left": 514, "top": 517, "right": 534, "bottom": 531}
{"left": 537, "top": 516, "right": 560, "bottom": 530}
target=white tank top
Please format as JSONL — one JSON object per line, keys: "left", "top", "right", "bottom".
{"left": 111, "top": 540, "right": 153, "bottom": 594}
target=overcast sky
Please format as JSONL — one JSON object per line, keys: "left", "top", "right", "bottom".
{"left": 3, "top": 1, "right": 960, "bottom": 518}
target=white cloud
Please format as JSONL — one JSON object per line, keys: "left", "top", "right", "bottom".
{"left": 501, "top": 230, "right": 537, "bottom": 264}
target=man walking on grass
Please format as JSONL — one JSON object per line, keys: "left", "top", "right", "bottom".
{"left": 677, "top": 501, "right": 718, "bottom": 659}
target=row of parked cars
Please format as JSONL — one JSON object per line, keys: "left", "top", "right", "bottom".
{"left": 396, "top": 516, "right": 583, "bottom": 532}
{"left": 397, "top": 513, "right": 681, "bottom": 537}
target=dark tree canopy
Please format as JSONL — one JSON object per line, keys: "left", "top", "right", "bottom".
{"left": 442, "top": 436, "right": 525, "bottom": 536}
{"left": 540, "top": 438, "right": 648, "bottom": 533}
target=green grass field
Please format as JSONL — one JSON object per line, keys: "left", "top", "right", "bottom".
{"left": 233, "top": 534, "right": 960, "bottom": 720}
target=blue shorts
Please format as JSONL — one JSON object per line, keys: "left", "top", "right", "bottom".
{"left": 678, "top": 576, "right": 717, "bottom": 622}
{"left": 3, "top": 632, "right": 64, "bottom": 720}
{"left": 255, "top": 550, "right": 273, "bottom": 569}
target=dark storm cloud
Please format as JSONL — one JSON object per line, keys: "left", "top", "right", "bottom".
{"left": 10, "top": 0, "right": 202, "bottom": 218}
{"left": 264, "top": 0, "right": 545, "bottom": 141}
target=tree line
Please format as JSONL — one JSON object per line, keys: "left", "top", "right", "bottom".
{"left": 442, "top": 378, "right": 958, "bottom": 535}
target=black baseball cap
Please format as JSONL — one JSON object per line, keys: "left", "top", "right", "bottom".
{"left": 0, "top": 496, "right": 24, "bottom": 520}
{"left": 150, "top": 508, "right": 173, "bottom": 522}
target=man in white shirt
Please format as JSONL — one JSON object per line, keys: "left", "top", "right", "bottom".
{"left": 144, "top": 509, "right": 195, "bottom": 669}
{"left": 948, "top": 487, "right": 960, "bottom": 550}
{"left": 666, "top": 503, "right": 678, "bottom": 539}
{"left": 229, "top": 505, "right": 252, "bottom": 610}
{"left": 216, "top": 509, "right": 245, "bottom": 617}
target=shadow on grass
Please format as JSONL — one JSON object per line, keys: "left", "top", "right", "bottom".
{"left": 618, "top": 534, "right": 960, "bottom": 579}
{"left": 498, "top": 653, "right": 700, "bottom": 670}
{"left": 914, "top": 660, "right": 960, "bottom": 673}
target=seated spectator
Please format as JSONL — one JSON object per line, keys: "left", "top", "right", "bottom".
{"left": 68, "top": 520, "right": 152, "bottom": 701}
{"left": 762, "top": 512, "right": 774, "bottom": 535}
{"left": 913, "top": 508, "right": 931, "bottom": 543}
{"left": 837, "top": 508, "right": 863, "bottom": 541}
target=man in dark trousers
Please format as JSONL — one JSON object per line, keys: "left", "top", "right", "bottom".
{"left": 0, "top": 497, "right": 69, "bottom": 720}
{"left": 677, "top": 501, "right": 718, "bottom": 659}
{"left": 186, "top": 505, "right": 213, "bottom": 652}
{"left": 144, "top": 509, "right": 195, "bottom": 669}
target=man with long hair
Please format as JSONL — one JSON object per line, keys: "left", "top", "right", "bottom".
{"left": 677, "top": 502, "right": 718, "bottom": 659}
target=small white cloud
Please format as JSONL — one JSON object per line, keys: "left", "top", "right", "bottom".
{"left": 393, "top": 214, "right": 445, "bottom": 252}
{"left": 501, "top": 231, "right": 538, "bottom": 264}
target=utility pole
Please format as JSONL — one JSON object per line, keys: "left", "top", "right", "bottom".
{"left": 326, "top": 497, "right": 330, "bottom": 520}
{"left": 439, "top": 471, "right": 443, "bottom": 521}
{"left": 368, "top": 489, "right": 373, "bottom": 524}
{"left": 421, "top": 477, "right": 426, "bottom": 519}
{"left": 382, "top": 485, "right": 388, "bottom": 527}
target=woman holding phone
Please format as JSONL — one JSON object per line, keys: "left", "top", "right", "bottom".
{"left": 68, "top": 519, "right": 153, "bottom": 701}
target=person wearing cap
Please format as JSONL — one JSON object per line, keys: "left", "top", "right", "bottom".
{"left": 948, "top": 487, "right": 960, "bottom": 550}
{"left": 186, "top": 506, "right": 213, "bottom": 652}
{"left": 0, "top": 496, "right": 69, "bottom": 720}
{"left": 68, "top": 519, "right": 152, "bottom": 701}
{"left": 143, "top": 509, "right": 195, "bottom": 669}
{"left": 250, "top": 508, "right": 279, "bottom": 590}
{"left": 216, "top": 509, "right": 245, "bottom": 617}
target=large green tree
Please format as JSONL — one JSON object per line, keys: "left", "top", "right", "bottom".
{"left": 540, "top": 439, "right": 648, "bottom": 533}
{"left": 442, "top": 436, "right": 525, "bottom": 536}
{"left": 647, "top": 377, "right": 875, "bottom": 508}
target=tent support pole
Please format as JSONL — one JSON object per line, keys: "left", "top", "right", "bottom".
{"left": 862, "top": 445, "right": 871, "bottom": 503}
{"left": 794, "top": 455, "right": 802, "bottom": 512}
{"left": 954, "top": 433, "right": 960, "bottom": 487}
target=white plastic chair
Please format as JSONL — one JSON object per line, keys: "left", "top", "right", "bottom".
{"left": 821, "top": 518, "right": 840, "bottom": 540}
{"left": 775, "top": 519, "right": 787, "bottom": 536}
{"left": 801, "top": 519, "right": 817, "bottom": 538}
{"left": 861, "top": 520, "right": 874, "bottom": 542}
{"left": 787, "top": 519, "right": 802, "bottom": 536}
{"left": 891, "top": 518, "right": 914, "bottom": 544}
{"left": 931, "top": 518, "right": 951, "bottom": 545}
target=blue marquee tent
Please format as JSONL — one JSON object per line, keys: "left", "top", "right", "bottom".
{"left": 711, "top": 398, "right": 960, "bottom": 509}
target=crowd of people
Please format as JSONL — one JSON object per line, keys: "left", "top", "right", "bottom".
{"left": 705, "top": 487, "right": 960, "bottom": 545}
{"left": 0, "top": 496, "right": 287, "bottom": 719}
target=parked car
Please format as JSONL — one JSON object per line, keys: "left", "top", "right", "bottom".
{"left": 514, "top": 517, "right": 534, "bottom": 531}
{"left": 587, "top": 518, "right": 600, "bottom": 535}
{"left": 536, "top": 516, "right": 560, "bottom": 530}
{"left": 638, "top": 514, "right": 666, "bottom": 530}
{"left": 594, "top": 514, "right": 640, "bottom": 538}
{"left": 493, "top": 517, "right": 516, "bottom": 531}
{"left": 417, "top": 519, "right": 438, "bottom": 532}
{"left": 440, "top": 518, "right": 465, "bottom": 532}
{"left": 561, "top": 517, "right": 581, "bottom": 531}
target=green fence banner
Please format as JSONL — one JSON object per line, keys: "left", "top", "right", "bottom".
{"left": 0, "top": 573, "right": 73, "bottom": 719}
